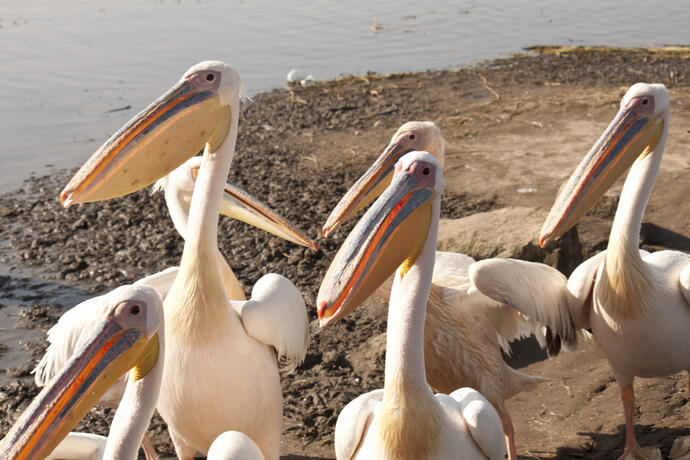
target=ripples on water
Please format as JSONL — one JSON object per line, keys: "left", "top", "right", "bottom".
{"left": 0, "top": 0, "right": 688, "bottom": 191}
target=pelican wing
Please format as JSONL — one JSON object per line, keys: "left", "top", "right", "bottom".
{"left": 431, "top": 251, "right": 545, "bottom": 352}
{"left": 208, "top": 431, "right": 265, "bottom": 460}
{"left": 469, "top": 258, "right": 578, "bottom": 354}
{"left": 565, "top": 251, "right": 608, "bottom": 329}
{"left": 235, "top": 273, "right": 309, "bottom": 368}
{"left": 133, "top": 266, "right": 179, "bottom": 300}
{"left": 33, "top": 295, "right": 107, "bottom": 384}
{"left": 432, "top": 251, "right": 476, "bottom": 289}
{"left": 446, "top": 388, "right": 506, "bottom": 460}
{"left": 640, "top": 249, "right": 690, "bottom": 306}
{"left": 34, "top": 267, "right": 176, "bottom": 405}
{"left": 334, "top": 389, "right": 383, "bottom": 460}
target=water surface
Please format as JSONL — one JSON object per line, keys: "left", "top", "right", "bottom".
{"left": 0, "top": 0, "right": 688, "bottom": 192}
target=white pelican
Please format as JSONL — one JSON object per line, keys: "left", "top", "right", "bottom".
{"left": 33, "top": 155, "right": 314, "bottom": 458}
{"left": 0, "top": 284, "right": 165, "bottom": 460}
{"left": 59, "top": 61, "right": 312, "bottom": 459}
{"left": 317, "top": 150, "right": 506, "bottom": 459}
{"left": 321, "top": 121, "right": 571, "bottom": 459}
{"left": 1, "top": 282, "right": 282, "bottom": 459}
{"left": 470, "top": 83, "right": 690, "bottom": 460}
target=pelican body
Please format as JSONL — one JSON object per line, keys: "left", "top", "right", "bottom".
{"left": 0, "top": 285, "right": 164, "bottom": 460}
{"left": 472, "top": 83, "right": 690, "bottom": 460}
{"left": 321, "top": 121, "right": 568, "bottom": 459}
{"left": 318, "top": 151, "right": 505, "bottom": 459}
{"left": 59, "top": 61, "right": 314, "bottom": 459}
{"left": 1, "top": 282, "right": 281, "bottom": 460}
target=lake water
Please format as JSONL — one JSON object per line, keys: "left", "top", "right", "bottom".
{"left": 0, "top": 0, "right": 688, "bottom": 193}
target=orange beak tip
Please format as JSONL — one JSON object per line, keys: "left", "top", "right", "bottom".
{"left": 316, "top": 300, "right": 327, "bottom": 318}
{"left": 60, "top": 193, "right": 74, "bottom": 208}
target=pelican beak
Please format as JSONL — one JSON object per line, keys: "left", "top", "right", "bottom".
{"left": 0, "top": 318, "right": 158, "bottom": 460}
{"left": 219, "top": 180, "right": 318, "bottom": 250}
{"left": 316, "top": 161, "right": 434, "bottom": 327}
{"left": 322, "top": 141, "right": 416, "bottom": 238}
{"left": 60, "top": 71, "right": 232, "bottom": 207}
{"left": 180, "top": 166, "right": 317, "bottom": 250}
{"left": 539, "top": 105, "right": 665, "bottom": 247}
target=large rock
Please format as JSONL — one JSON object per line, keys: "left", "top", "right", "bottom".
{"left": 436, "top": 206, "right": 582, "bottom": 275}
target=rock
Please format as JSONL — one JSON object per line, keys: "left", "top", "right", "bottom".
{"left": 436, "top": 206, "right": 582, "bottom": 274}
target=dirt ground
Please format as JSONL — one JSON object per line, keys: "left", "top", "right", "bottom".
{"left": 0, "top": 47, "right": 689, "bottom": 459}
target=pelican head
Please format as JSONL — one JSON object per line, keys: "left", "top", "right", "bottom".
{"left": 153, "top": 156, "right": 317, "bottom": 250}
{"left": 321, "top": 121, "right": 444, "bottom": 238}
{"left": 317, "top": 150, "right": 443, "bottom": 327}
{"left": 539, "top": 83, "right": 669, "bottom": 247}
{"left": 0, "top": 285, "right": 163, "bottom": 460}
{"left": 60, "top": 61, "right": 243, "bottom": 207}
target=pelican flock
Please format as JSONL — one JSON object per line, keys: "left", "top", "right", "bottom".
{"left": 0, "top": 55, "right": 687, "bottom": 460}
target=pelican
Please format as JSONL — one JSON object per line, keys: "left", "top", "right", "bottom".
{"left": 1, "top": 282, "right": 282, "bottom": 459}
{"left": 317, "top": 150, "right": 506, "bottom": 459}
{"left": 0, "top": 284, "right": 164, "bottom": 460}
{"left": 33, "top": 154, "right": 315, "bottom": 458}
{"left": 59, "top": 61, "right": 313, "bottom": 459}
{"left": 321, "top": 121, "right": 571, "bottom": 459}
{"left": 470, "top": 83, "right": 690, "bottom": 460}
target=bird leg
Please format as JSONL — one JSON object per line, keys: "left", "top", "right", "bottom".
{"left": 141, "top": 433, "right": 160, "bottom": 460}
{"left": 668, "top": 375, "right": 690, "bottom": 460}
{"left": 498, "top": 409, "right": 517, "bottom": 460}
{"left": 618, "top": 384, "right": 661, "bottom": 460}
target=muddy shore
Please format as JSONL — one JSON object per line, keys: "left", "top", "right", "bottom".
{"left": 0, "top": 47, "right": 689, "bottom": 458}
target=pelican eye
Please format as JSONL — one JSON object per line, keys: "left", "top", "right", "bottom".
{"left": 206, "top": 73, "right": 215, "bottom": 82}
{"left": 642, "top": 98, "right": 649, "bottom": 105}
{"left": 130, "top": 304, "right": 141, "bottom": 315}
{"left": 422, "top": 167, "right": 430, "bottom": 175}
{"left": 409, "top": 134, "right": 415, "bottom": 140}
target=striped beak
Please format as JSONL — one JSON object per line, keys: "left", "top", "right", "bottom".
{"left": 322, "top": 141, "right": 416, "bottom": 238}
{"left": 180, "top": 166, "right": 317, "bottom": 250}
{"left": 60, "top": 69, "right": 231, "bottom": 207}
{"left": 219, "top": 181, "right": 318, "bottom": 250}
{"left": 539, "top": 99, "right": 665, "bottom": 247}
{"left": 317, "top": 157, "right": 437, "bottom": 327}
{"left": 0, "top": 315, "right": 158, "bottom": 460}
